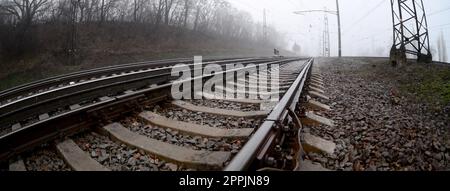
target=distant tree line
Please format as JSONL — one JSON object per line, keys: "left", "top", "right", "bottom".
{"left": 0, "top": 0, "right": 284, "bottom": 60}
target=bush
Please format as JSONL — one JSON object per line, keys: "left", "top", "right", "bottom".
{"left": 0, "top": 24, "right": 39, "bottom": 58}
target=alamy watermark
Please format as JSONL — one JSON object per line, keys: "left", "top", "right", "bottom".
{"left": 171, "top": 56, "right": 281, "bottom": 102}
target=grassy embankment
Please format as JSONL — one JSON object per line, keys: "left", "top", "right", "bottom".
{"left": 354, "top": 57, "right": 450, "bottom": 112}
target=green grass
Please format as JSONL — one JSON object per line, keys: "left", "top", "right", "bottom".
{"left": 400, "top": 64, "right": 450, "bottom": 108}
{"left": 353, "top": 57, "right": 450, "bottom": 111}
{"left": 0, "top": 67, "right": 64, "bottom": 91}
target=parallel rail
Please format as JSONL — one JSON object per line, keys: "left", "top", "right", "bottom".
{"left": 0, "top": 57, "right": 276, "bottom": 129}
{"left": 0, "top": 57, "right": 271, "bottom": 104}
{"left": 0, "top": 57, "right": 254, "bottom": 101}
{"left": 0, "top": 57, "right": 306, "bottom": 166}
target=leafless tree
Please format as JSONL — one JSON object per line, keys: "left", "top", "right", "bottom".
{"left": 0, "top": 0, "right": 49, "bottom": 25}
{"left": 0, "top": 0, "right": 286, "bottom": 58}
{"left": 182, "top": 0, "right": 190, "bottom": 27}
{"left": 163, "top": 0, "right": 174, "bottom": 25}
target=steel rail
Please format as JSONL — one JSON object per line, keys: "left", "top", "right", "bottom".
{"left": 0, "top": 58, "right": 191, "bottom": 100}
{"left": 0, "top": 57, "right": 303, "bottom": 163}
{"left": 0, "top": 58, "right": 276, "bottom": 129}
{"left": 0, "top": 57, "right": 264, "bottom": 102}
{"left": 224, "top": 58, "right": 313, "bottom": 171}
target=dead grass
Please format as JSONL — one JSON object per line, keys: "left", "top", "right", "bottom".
{"left": 0, "top": 48, "right": 276, "bottom": 91}
{"left": 0, "top": 23, "right": 290, "bottom": 91}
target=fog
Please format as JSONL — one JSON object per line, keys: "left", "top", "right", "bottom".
{"left": 227, "top": 0, "right": 450, "bottom": 60}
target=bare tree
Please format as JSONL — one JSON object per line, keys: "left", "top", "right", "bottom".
{"left": 99, "top": 0, "right": 105, "bottom": 22}
{"left": 192, "top": 2, "right": 199, "bottom": 30}
{"left": 182, "top": 0, "right": 190, "bottom": 27}
{"left": 163, "top": 0, "right": 174, "bottom": 25}
{"left": 0, "top": 0, "right": 49, "bottom": 25}
{"left": 0, "top": 0, "right": 286, "bottom": 58}
{"left": 0, "top": 0, "right": 50, "bottom": 55}
{"left": 133, "top": 0, "right": 145, "bottom": 22}
{"left": 153, "top": 0, "right": 164, "bottom": 26}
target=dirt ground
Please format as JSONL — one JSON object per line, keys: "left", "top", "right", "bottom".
{"left": 307, "top": 57, "right": 449, "bottom": 171}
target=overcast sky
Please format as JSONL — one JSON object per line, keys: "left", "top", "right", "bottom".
{"left": 226, "top": 0, "right": 450, "bottom": 60}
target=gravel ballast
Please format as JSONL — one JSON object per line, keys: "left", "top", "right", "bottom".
{"left": 306, "top": 57, "right": 449, "bottom": 171}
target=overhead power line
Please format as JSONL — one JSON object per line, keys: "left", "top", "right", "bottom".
{"left": 297, "top": 0, "right": 309, "bottom": 10}
{"left": 343, "top": 0, "right": 386, "bottom": 35}
{"left": 287, "top": 0, "right": 301, "bottom": 9}
{"left": 226, "top": 0, "right": 260, "bottom": 12}
{"left": 351, "top": 27, "right": 391, "bottom": 41}
{"left": 429, "top": 6, "right": 450, "bottom": 16}
{"left": 430, "top": 22, "right": 450, "bottom": 29}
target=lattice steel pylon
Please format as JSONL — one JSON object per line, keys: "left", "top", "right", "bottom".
{"left": 323, "top": 14, "right": 330, "bottom": 57}
{"left": 390, "top": 0, "right": 432, "bottom": 66}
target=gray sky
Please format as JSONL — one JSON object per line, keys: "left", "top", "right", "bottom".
{"left": 226, "top": 0, "right": 450, "bottom": 60}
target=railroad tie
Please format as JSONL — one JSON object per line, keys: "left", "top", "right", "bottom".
{"left": 214, "top": 86, "right": 286, "bottom": 96}
{"left": 227, "top": 82, "right": 291, "bottom": 90}
{"left": 310, "top": 78, "right": 324, "bottom": 84}
{"left": 248, "top": 74, "right": 295, "bottom": 80}
{"left": 310, "top": 75, "right": 323, "bottom": 80}
{"left": 296, "top": 160, "right": 331, "bottom": 171}
{"left": 310, "top": 83, "right": 325, "bottom": 90}
{"left": 302, "top": 133, "right": 336, "bottom": 155}
{"left": 311, "top": 74, "right": 323, "bottom": 78}
{"left": 309, "top": 91, "right": 330, "bottom": 100}
{"left": 311, "top": 76, "right": 323, "bottom": 80}
{"left": 139, "top": 111, "right": 253, "bottom": 138}
{"left": 307, "top": 99, "right": 331, "bottom": 112}
{"left": 197, "top": 92, "right": 267, "bottom": 104}
{"left": 310, "top": 81, "right": 324, "bottom": 88}
{"left": 69, "top": 104, "right": 81, "bottom": 111}
{"left": 237, "top": 78, "right": 294, "bottom": 84}
{"left": 9, "top": 159, "right": 27, "bottom": 171}
{"left": 11, "top": 123, "right": 21, "bottom": 131}
{"left": 102, "top": 123, "right": 230, "bottom": 170}
{"left": 309, "top": 86, "right": 325, "bottom": 94}
{"left": 300, "top": 111, "right": 335, "bottom": 127}
{"left": 56, "top": 139, "right": 110, "bottom": 171}
{"left": 38, "top": 113, "right": 50, "bottom": 121}
{"left": 171, "top": 100, "right": 269, "bottom": 118}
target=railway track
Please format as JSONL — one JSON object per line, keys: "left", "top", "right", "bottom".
{"left": 1, "top": 57, "right": 335, "bottom": 171}
{"left": 0, "top": 57, "right": 273, "bottom": 131}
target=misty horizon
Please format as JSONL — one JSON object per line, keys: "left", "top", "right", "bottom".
{"left": 227, "top": 0, "right": 449, "bottom": 60}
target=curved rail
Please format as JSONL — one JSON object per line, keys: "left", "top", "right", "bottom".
{"left": 0, "top": 57, "right": 263, "bottom": 103}
{"left": 0, "top": 57, "right": 276, "bottom": 129}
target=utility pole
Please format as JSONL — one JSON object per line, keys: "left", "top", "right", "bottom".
{"left": 294, "top": 0, "right": 342, "bottom": 57}
{"left": 336, "top": 0, "right": 342, "bottom": 57}
{"left": 263, "top": 9, "right": 267, "bottom": 44}
{"left": 68, "top": 0, "right": 80, "bottom": 65}
{"left": 323, "top": 12, "right": 330, "bottom": 57}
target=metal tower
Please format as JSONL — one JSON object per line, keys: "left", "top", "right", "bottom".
{"left": 390, "top": 0, "right": 432, "bottom": 66}
{"left": 323, "top": 13, "right": 330, "bottom": 57}
{"left": 293, "top": 0, "right": 342, "bottom": 57}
